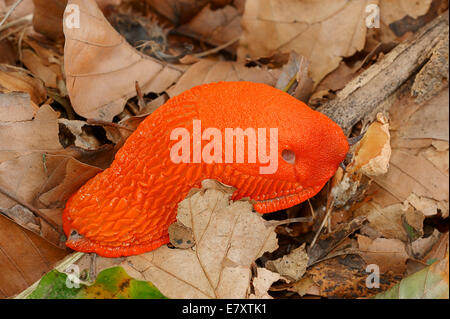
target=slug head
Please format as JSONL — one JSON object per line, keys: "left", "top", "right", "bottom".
{"left": 196, "top": 82, "right": 349, "bottom": 210}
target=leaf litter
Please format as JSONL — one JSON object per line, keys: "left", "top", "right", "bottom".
{"left": 0, "top": 0, "right": 448, "bottom": 299}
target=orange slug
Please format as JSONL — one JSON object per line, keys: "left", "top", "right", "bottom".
{"left": 62, "top": 81, "right": 349, "bottom": 257}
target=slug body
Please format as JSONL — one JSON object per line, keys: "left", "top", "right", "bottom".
{"left": 63, "top": 82, "right": 348, "bottom": 257}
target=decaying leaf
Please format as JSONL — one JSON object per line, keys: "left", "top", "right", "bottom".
{"left": 63, "top": 0, "right": 183, "bottom": 120}
{"left": 266, "top": 243, "right": 308, "bottom": 282}
{"left": 238, "top": 0, "right": 373, "bottom": 84}
{"left": 306, "top": 254, "right": 401, "bottom": 298}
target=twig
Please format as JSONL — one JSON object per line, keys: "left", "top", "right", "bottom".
{"left": 267, "top": 216, "right": 313, "bottom": 227}
{"left": 86, "top": 119, "right": 135, "bottom": 132}
{"left": 135, "top": 81, "right": 146, "bottom": 111}
{"left": 193, "top": 36, "right": 241, "bottom": 58}
{"left": 0, "top": 13, "right": 31, "bottom": 32}
{"left": 307, "top": 248, "right": 361, "bottom": 268}
{"left": 317, "top": 11, "right": 449, "bottom": 134}
{"left": 0, "top": 0, "right": 25, "bottom": 27}
{"left": 310, "top": 190, "right": 335, "bottom": 250}
{"left": 0, "top": 185, "right": 62, "bottom": 234}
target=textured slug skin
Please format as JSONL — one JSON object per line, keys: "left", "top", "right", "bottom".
{"left": 62, "top": 81, "right": 349, "bottom": 257}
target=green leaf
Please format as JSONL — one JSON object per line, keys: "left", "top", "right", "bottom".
{"left": 28, "top": 266, "right": 167, "bottom": 299}
{"left": 374, "top": 254, "right": 449, "bottom": 299}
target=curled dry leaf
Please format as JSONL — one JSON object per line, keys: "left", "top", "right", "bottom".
{"left": 332, "top": 115, "right": 391, "bottom": 208}
{"left": 348, "top": 114, "right": 392, "bottom": 176}
{"left": 119, "top": 180, "right": 278, "bottom": 299}
{"left": 0, "top": 65, "right": 47, "bottom": 105}
{"left": 0, "top": 105, "right": 102, "bottom": 245}
{"left": 167, "top": 59, "right": 279, "bottom": 97}
{"left": 58, "top": 119, "right": 105, "bottom": 150}
{"left": 63, "top": 0, "right": 182, "bottom": 120}
{"left": 238, "top": 0, "right": 372, "bottom": 84}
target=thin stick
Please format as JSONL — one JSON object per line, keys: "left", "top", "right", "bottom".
{"left": 0, "top": 0, "right": 25, "bottom": 27}
{"left": 307, "top": 248, "right": 361, "bottom": 267}
{"left": 267, "top": 216, "right": 313, "bottom": 227}
{"left": 0, "top": 13, "right": 31, "bottom": 32}
{"left": 310, "top": 190, "right": 335, "bottom": 250}
{"left": 135, "top": 81, "right": 146, "bottom": 111}
{"left": 193, "top": 36, "right": 240, "bottom": 58}
{"left": 86, "top": 119, "right": 135, "bottom": 132}
{"left": 0, "top": 185, "right": 62, "bottom": 234}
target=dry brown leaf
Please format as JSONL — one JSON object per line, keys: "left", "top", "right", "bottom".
{"left": 374, "top": 149, "right": 448, "bottom": 203}
{"left": 356, "top": 201, "right": 424, "bottom": 242}
{"left": 0, "top": 104, "right": 62, "bottom": 154}
{"left": 145, "top": 0, "right": 211, "bottom": 25}
{"left": 411, "top": 229, "right": 441, "bottom": 260}
{"left": 58, "top": 119, "right": 105, "bottom": 150}
{"left": 0, "top": 214, "right": 67, "bottom": 299}
{"left": 306, "top": 254, "right": 400, "bottom": 298}
{"left": 0, "top": 39, "right": 16, "bottom": 65}
{"left": 315, "top": 61, "right": 355, "bottom": 93}
{"left": 177, "top": 2, "right": 242, "bottom": 51}
{"left": 0, "top": 103, "right": 102, "bottom": 245}
{"left": 0, "top": 152, "right": 102, "bottom": 246}
{"left": 249, "top": 267, "right": 280, "bottom": 299}
{"left": 32, "top": 0, "right": 68, "bottom": 41}
{"left": 380, "top": 0, "right": 433, "bottom": 26}
{"left": 365, "top": 90, "right": 449, "bottom": 218}
{"left": 0, "top": 65, "right": 47, "bottom": 104}
{"left": 357, "top": 235, "right": 408, "bottom": 274}
{"left": 21, "top": 49, "right": 58, "bottom": 89}
{"left": 167, "top": 59, "right": 279, "bottom": 97}
{"left": 266, "top": 243, "right": 308, "bottom": 282}
{"left": 0, "top": 92, "right": 38, "bottom": 122}
{"left": 63, "top": 0, "right": 182, "bottom": 120}
{"left": 238, "top": 0, "right": 373, "bottom": 84}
